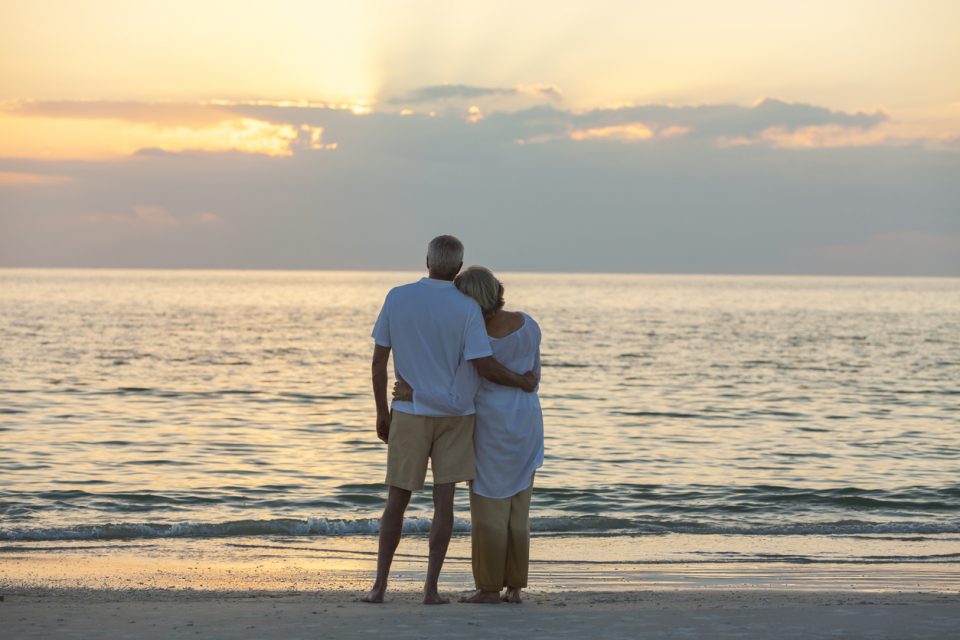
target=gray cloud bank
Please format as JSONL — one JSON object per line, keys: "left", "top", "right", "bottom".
{"left": 1, "top": 93, "right": 957, "bottom": 276}
{"left": 387, "top": 83, "right": 562, "bottom": 106}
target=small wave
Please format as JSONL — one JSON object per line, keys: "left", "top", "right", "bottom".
{"left": 216, "top": 543, "right": 960, "bottom": 566}
{"left": 530, "top": 515, "right": 635, "bottom": 533}
{"left": 612, "top": 410, "right": 703, "bottom": 419}
{"left": 7, "top": 484, "right": 957, "bottom": 518}
{"left": 3, "top": 516, "right": 960, "bottom": 542}
{"left": 0, "top": 517, "right": 434, "bottom": 542}
{"left": 658, "top": 519, "right": 960, "bottom": 536}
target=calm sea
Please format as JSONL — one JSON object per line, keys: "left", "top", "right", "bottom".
{"left": 1, "top": 269, "right": 958, "bottom": 564}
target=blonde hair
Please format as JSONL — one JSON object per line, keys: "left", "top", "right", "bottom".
{"left": 455, "top": 266, "right": 504, "bottom": 318}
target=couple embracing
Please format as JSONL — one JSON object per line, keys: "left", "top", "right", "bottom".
{"left": 362, "top": 235, "right": 544, "bottom": 605}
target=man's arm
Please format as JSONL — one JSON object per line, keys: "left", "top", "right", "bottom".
{"left": 372, "top": 344, "right": 391, "bottom": 442}
{"left": 472, "top": 356, "right": 538, "bottom": 392}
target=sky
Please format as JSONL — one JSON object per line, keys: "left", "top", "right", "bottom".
{"left": 1, "top": 0, "right": 958, "bottom": 275}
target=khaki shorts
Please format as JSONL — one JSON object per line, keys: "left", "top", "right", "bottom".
{"left": 385, "top": 411, "right": 476, "bottom": 490}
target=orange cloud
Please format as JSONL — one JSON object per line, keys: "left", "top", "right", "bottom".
{"left": 9, "top": 100, "right": 236, "bottom": 127}
{"left": 0, "top": 103, "right": 332, "bottom": 159}
{"left": 570, "top": 123, "right": 654, "bottom": 141}
{"left": 659, "top": 125, "right": 691, "bottom": 138}
{"left": 761, "top": 124, "right": 892, "bottom": 148}
{"left": 467, "top": 105, "right": 483, "bottom": 123}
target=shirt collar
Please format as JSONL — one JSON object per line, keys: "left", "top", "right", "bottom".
{"left": 419, "top": 277, "right": 455, "bottom": 288}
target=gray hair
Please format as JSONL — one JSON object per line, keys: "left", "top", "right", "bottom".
{"left": 426, "top": 235, "right": 464, "bottom": 278}
{"left": 455, "top": 266, "right": 504, "bottom": 318}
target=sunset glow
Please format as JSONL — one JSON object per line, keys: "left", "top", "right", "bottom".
{"left": 0, "top": 1, "right": 957, "bottom": 275}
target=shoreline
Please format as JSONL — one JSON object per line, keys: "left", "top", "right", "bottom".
{"left": 3, "top": 534, "right": 958, "bottom": 593}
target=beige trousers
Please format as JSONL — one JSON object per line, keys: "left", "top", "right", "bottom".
{"left": 469, "top": 482, "right": 533, "bottom": 591}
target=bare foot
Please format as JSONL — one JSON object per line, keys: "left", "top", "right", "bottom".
{"left": 502, "top": 587, "right": 523, "bottom": 603}
{"left": 422, "top": 589, "right": 451, "bottom": 605}
{"left": 459, "top": 589, "right": 502, "bottom": 604}
{"left": 361, "top": 585, "right": 386, "bottom": 603}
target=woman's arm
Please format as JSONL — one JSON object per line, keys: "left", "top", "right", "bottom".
{"left": 473, "top": 356, "right": 538, "bottom": 391}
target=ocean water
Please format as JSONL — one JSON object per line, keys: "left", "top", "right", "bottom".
{"left": 1, "top": 269, "right": 959, "bottom": 566}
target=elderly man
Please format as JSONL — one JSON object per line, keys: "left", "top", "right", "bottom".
{"left": 362, "top": 235, "right": 536, "bottom": 605}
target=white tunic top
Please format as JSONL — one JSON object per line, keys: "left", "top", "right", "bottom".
{"left": 473, "top": 312, "right": 544, "bottom": 498}
{"left": 371, "top": 277, "right": 492, "bottom": 417}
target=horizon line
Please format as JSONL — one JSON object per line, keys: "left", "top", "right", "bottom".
{"left": 1, "top": 265, "right": 958, "bottom": 280}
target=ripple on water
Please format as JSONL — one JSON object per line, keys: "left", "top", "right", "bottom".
{"left": 2, "top": 271, "right": 959, "bottom": 542}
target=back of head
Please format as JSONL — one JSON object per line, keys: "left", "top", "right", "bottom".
{"left": 455, "top": 266, "right": 504, "bottom": 318}
{"left": 426, "top": 235, "right": 464, "bottom": 279}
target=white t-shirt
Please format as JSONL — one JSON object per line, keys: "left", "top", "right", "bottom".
{"left": 371, "top": 277, "right": 492, "bottom": 417}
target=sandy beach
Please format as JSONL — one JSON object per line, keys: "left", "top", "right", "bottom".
{"left": 4, "top": 588, "right": 958, "bottom": 639}
{"left": 3, "top": 536, "right": 959, "bottom": 639}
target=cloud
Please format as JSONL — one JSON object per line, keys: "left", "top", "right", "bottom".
{"left": 0, "top": 95, "right": 907, "bottom": 161}
{"left": 1, "top": 93, "right": 956, "bottom": 275}
{"left": 569, "top": 124, "right": 655, "bottom": 142}
{"left": 0, "top": 171, "right": 72, "bottom": 185}
{"left": 758, "top": 124, "right": 893, "bottom": 148}
{"left": 6, "top": 100, "right": 235, "bottom": 127}
{"left": 570, "top": 98, "right": 886, "bottom": 134}
{"left": 557, "top": 98, "right": 888, "bottom": 146}
{"left": 1, "top": 126, "right": 956, "bottom": 274}
{"left": 220, "top": 96, "right": 898, "bottom": 160}
{"left": 0, "top": 101, "right": 332, "bottom": 158}
{"left": 381, "top": 84, "right": 562, "bottom": 117}
{"left": 48, "top": 205, "right": 223, "bottom": 233}
{"left": 195, "top": 211, "right": 223, "bottom": 225}
{"left": 387, "top": 84, "right": 561, "bottom": 104}
{"left": 101, "top": 204, "right": 180, "bottom": 229}
{"left": 3, "top": 98, "right": 367, "bottom": 124}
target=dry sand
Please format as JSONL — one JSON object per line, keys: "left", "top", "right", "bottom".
{"left": 2, "top": 588, "right": 959, "bottom": 639}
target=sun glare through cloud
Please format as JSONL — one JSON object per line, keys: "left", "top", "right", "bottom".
{"left": 0, "top": 0, "right": 957, "bottom": 274}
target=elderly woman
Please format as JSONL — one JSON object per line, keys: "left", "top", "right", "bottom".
{"left": 394, "top": 266, "right": 544, "bottom": 604}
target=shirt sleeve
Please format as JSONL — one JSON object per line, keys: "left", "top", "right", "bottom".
{"left": 371, "top": 292, "right": 391, "bottom": 347}
{"left": 462, "top": 303, "right": 493, "bottom": 361}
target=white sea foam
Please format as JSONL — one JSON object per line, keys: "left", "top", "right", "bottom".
{"left": 2, "top": 516, "right": 959, "bottom": 543}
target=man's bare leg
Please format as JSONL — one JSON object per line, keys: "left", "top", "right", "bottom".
{"left": 362, "top": 485, "right": 412, "bottom": 603}
{"left": 423, "top": 482, "right": 455, "bottom": 604}
{"left": 502, "top": 587, "right": 523, "bottom": 603}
